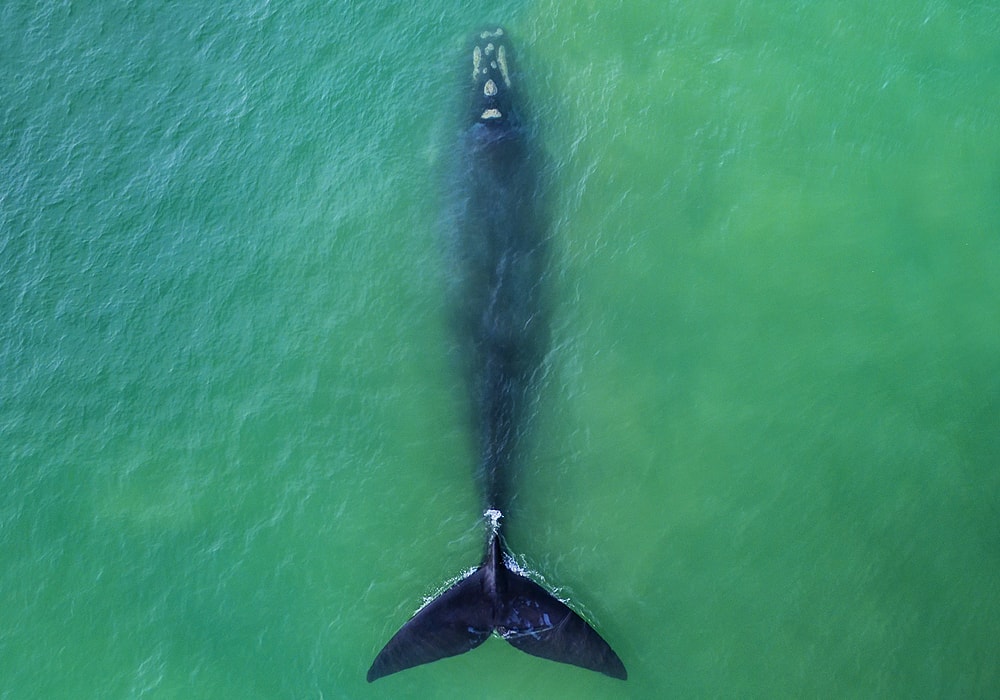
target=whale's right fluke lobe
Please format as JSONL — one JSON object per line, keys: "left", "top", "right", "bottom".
{"left": 499, "top": 565, "right": 628, "bottom": 680}
{"left": 367, "top": 534, "right": 626, "bottom": 682}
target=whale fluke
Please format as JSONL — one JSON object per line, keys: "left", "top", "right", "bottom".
{"left": 367, "top": 533, "right": 626, "bottom": 682}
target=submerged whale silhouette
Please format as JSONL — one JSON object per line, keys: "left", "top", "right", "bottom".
{"left": 367, "top": 28, "right": 626, "bottom": 683}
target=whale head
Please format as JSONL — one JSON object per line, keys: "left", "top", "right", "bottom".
{"left": 469, "top": 27, "right": 516, "bottom": 128}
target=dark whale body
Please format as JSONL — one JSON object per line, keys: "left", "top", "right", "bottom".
{"left": 367, "top": 28, "right": 626, "bottom": 683}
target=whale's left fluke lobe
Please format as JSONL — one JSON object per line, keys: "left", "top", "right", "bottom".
{"left": 366, "top": 565, "right": 493, "bottom": 682}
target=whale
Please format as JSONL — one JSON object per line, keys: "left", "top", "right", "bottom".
{"left": 366, "top": 27, "right": 627, "bottom": 683}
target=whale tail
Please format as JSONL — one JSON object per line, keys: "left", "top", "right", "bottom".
{"left": 367, "top": 534, "right": 626, "bottom": 682}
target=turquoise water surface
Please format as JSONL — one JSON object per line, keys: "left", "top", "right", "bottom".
{"left": 3, "top": 1, "right": 998, "bottom": 698}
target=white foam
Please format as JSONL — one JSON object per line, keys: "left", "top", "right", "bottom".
{"left": 484, "top": 508, "right": 503, "bottom": 531}
{"left": 415, "top": 566, "right": 479, "bottom": 613}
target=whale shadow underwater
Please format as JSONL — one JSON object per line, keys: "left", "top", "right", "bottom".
{"left": 367, "top": 27, "right": 627, "bottom": 683}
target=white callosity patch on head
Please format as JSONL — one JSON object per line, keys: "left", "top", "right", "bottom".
{"left": 496, "top": 44, "right": 510, "bottom": 87}
{"left": 472, "top": 27, "right": 510, "bottom": 110}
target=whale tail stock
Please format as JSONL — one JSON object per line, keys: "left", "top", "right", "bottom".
{"left": 366, "top": 532, "right": 627, "bottom": 682}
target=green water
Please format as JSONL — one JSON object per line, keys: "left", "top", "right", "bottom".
{"left": 3, "top": 1, "right": 998, "bottom": 698}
